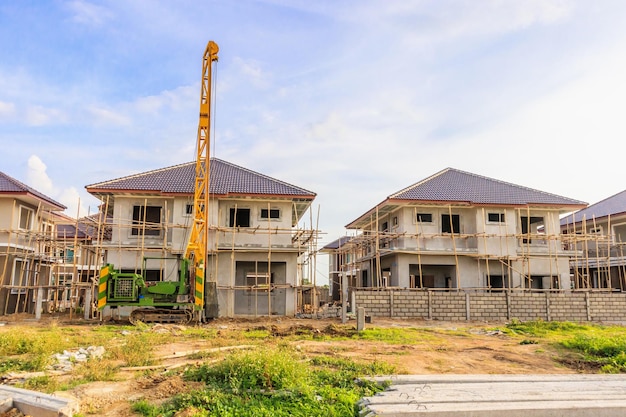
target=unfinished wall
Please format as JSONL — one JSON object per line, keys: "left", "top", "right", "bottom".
{"left": 354, "top": 289, "right": 626, "bottom": 323}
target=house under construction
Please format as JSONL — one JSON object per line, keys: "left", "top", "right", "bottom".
{"left": 323, "top": 168, "right": 621, "bottom": 306}
{"left": 0, "top": 171, "right": 101, "bottom": 318}
{"left": 85, "top": 158, "right": 321, "bottom": 319}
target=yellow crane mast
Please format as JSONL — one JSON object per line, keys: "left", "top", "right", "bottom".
{"left": 185, "top": 40, "right": 219, "bottom": 315}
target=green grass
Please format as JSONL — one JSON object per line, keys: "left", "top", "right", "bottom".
{"left": 131, "top": 346, "right": 394, "bottom": 417}
{"left": 504, "top": 320, "right": 626, "bottom": 373}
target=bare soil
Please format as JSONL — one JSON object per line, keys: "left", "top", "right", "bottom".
{"left": 3, "top": 317, "right": 576, "bottom": 416}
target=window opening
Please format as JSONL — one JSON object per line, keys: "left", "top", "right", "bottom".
{"left": 520, "top": 216, "right": 544, "bottom": 244}
{"left": 19, "top": 206, "right": 34, "bottom": 230}
{"left": 441, "top": 214, "right": 460, "bottom": 234}
{"left": 488, "top": 213, "right": 505, "bottom": 223}
{"left": 260, "top": 208, "right": 280, "bottom": 219}
{"left": 417, "top": 213, "right": 432, "bottom": 223}
{"left": 11, "top": 259, "right": 30, "bottom": 294}
{"left": 132, "top": 205, "right": 162, "bottom": 236}
{"left": 229, "top": 208, "right": 251, "bottom": 227}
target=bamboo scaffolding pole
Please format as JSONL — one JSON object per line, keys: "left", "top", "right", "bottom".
{"left": 15, "top": 202, "right": 41, "bottom": 314}
{"left": 267, "top": 202, "right": 272, "bottom": 316}
{"left": 1, "top": 200, "right": 17, "bottom": 315}
{"left": 481, "top": 208, "right": 491, "bottom": 288}
{"left": 447, "top": 205, "right": 460, "bottom": 289}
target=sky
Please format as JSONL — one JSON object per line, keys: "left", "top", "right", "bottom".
{"left": 3, "top": 1, "right": 626, "bottom": 283}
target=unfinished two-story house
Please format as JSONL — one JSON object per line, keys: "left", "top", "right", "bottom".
{"left": 0, "top": 171, "right": 66, "bottom": 314}
{"left": 85, "top": 158, "right": 317, "bottom": 318}
{"left": 341, "top": 168, "right": 586, "bottom": 292}
{"left": 561, "top": 190, "right": 626, "bottom": 290}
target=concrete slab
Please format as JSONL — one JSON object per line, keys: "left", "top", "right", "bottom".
{"left": 359, "top": 374, "right": 626, "bottom": 417}
{"left": 0, "top": 385, "right": 78, "bottom": 417}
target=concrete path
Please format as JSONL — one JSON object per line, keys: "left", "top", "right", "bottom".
{"left": 359, "top": 374, "right": 626, "bottom": 417}
{"left": 0, "top": 385, "right": 78, "bottom": 417}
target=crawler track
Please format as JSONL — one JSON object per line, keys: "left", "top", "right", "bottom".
{"left": 129, "top": 308, "right": 194, "bottom": 325}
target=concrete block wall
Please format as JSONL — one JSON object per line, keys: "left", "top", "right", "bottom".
{"left": 508, "top": 293, "right": 548, "bottom": 322}
{"left": 589, "top": 293, "right": 626, "bottom": 322}
{"left": 548, "top": 293, "right": 588, "bottom": 322}
{"left": 431, "top": 293, "right": 466, "bottom": 321}
{"left": 353, "top": 289, "right": 626, "bottom": 323}
{"left": 469, "top": 294, "right": 508, "bottom": 321}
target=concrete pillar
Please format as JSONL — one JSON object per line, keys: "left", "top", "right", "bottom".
{"left": 341, "top": 273, "right": 348, "bottom": 324}
{"left": 351, "top": 291, "right": 356, "bottom": 315}
{"left": 35, "top": 287, "right": 43, "bottom": 320}
{"left": 393, "top": 259, "right": 410, "bottom": 287}
{"left": 84, "top": 288, "right": 92, "bottom": 320}
{"left": 357, "top": 307, "right": 365, "bottom": 331}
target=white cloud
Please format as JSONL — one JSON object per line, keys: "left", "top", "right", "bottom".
{"left": 132, "top": 85, "right": 196, "bottom": 114}
{"left": 58, "top": 187, "right": 90, "bottom": 217}
{"left": 88, "top": 106, "right": 132, "bottom": 127}
{"left": 64, "top": 0, "right": 114, "bottom": 27}
{"left": 0, "top": 101, "right": 16, "bottom": 120}
{"left": 26, "top": 155, "right": 97, "bottom": 217}
{"left": 233, "top": 57, "right": 271, "bottom": 89}
{"left": 24, "top": 106, "right": 67, "bottom": 126}
{"left": 26, "top": 155, "right": 55, "bottom": 196}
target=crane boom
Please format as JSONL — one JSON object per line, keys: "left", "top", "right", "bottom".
{"left": 186, "top": 40, "right": 219, "bottom": 312}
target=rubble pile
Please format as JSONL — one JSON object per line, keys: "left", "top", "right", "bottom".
{"left": 49, "top": 346, "right": 106, "bottom": 373}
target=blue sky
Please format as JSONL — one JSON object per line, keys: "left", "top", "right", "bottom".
{"left": 3, "top": 1, "right": 626, "bottom": 271}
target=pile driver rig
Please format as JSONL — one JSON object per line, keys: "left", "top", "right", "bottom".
{"left": 97, "top": 41, "right": 219, "bottom": 324}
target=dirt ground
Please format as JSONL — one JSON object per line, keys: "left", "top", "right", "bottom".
{"left": 3, "top": 317, "right": 576, "bottom": 416}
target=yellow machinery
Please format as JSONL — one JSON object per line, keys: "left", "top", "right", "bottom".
{"left": 185, "top": 40, "right": 219, "bottom": 318}
{"left": 98, "top": 41, "right": 219, "bottom": 323}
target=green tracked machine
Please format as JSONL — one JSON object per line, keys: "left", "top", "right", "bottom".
{"left": 98, "top": 258, "right": 194, "bottom": 324}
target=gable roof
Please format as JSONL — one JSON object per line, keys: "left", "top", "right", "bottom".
{"left": 85, "top": 158, "right": 316, "bottom": 198}
{"left": 561, "top": 189, "right": 626, "bottom": 227}
{"left": 390, "top": 168, "right": 585, "bottom": 205}
{"left": 0, "top": 171, "right": 66, "bottom": 210}
{"left": 347, "top": 168, "right": 586, "bottom": 229}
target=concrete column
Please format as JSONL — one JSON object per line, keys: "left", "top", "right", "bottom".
{"left": 393, "top": 259, "right": 410, "bottom": 287}
{"left": 84, "top": 288, "right": 92, "bottom": 320}
{"left": 35, "top": 287, "right": 43, "bottom": 320}
{"left": 506, "top": 292, "right": 511, "bottom": 320}
{"left": 341, "top": 273, "right": 348, "bottom": 324}
{"left": 357, "top": 307, "right": 365, "bottom": 331}
{"left": 428, "top": 290, "right": 432, "bottom": 320}
{"left": 465, "top": 292, "right": 470, "bottom": 321}
{"left": 351, "top": 291, "right": 356, "bottom": 315}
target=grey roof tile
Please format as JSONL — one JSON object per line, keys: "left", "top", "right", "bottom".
{"left": 321, "top": 236, "right": 352, "bottom": 250}
{"left": 390, "top": 168, "right": 586, "bottom": 206}
{"left": 0, "top": 171, "right": 66, "bottom": 209}
{"left": 561, "top": 189, "right": 626, "bottom": 226}
{"left": 86, "top": 158, "right": 315, "bottom": 197}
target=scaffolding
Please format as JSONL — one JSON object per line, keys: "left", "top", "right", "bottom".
{"left": 329, "top": 205, "right": 626, "bottom": 306}
{"left": 0, "top": 201, "right": 101, "bottom": 318}
{"left": 90, "top": 195, "right": 323, "bottom": 318}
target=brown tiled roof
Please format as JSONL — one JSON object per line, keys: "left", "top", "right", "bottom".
{"left": 561, "top": 189, "right": 626, "bottom": 226}
{"left": 390, "top": 168, "right": 586, "bottom": 206}
{"left": 85, "top": 158, "right": 316, "bottom": 198}
{"left": 0, "top": 171, "right": 66, "bottom": 210}
{"left": 347, "top": 168, "right": 586, "bottom": 229}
